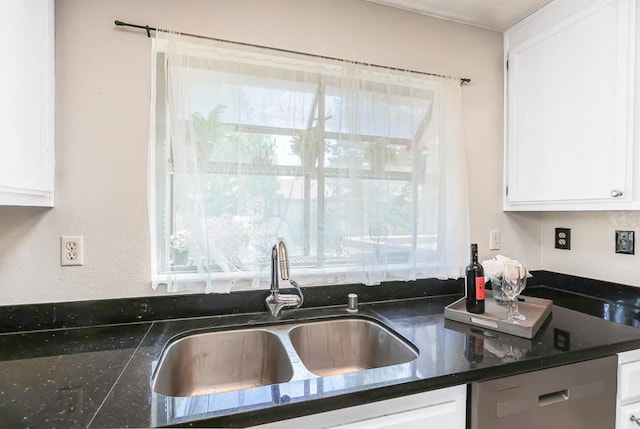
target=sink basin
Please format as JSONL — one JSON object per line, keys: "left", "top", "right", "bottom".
{"left": 152, "top": 329, "right": 293, "bottom": 397}
{"left": 152, "top": 317, "right": 418, "bottom": 397}
{"left": 288, "top": 318, "right": 418, "bottom": 377}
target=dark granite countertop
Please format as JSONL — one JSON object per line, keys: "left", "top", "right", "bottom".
{"left": 1, "top": 275, "right": 640, "bottom": 428}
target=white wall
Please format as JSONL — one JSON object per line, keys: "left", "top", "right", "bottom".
{"left": 0, "top": 0, "right": 531, "bottom": 305}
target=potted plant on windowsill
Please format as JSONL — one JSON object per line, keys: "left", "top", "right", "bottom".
{"left": 169, "top": 229, "right": 191, "bottom": 266}
{"left": 244, "top": 135, "right": 276, "bottom": 166}
{"left": 364, "top": 138, "right": 400, "bottom": 176}
{"left": 192, "top": 106, "right": 227, "bottom": 169}
{"left": 290, "top": 127, "right": 319, "bottom": 170}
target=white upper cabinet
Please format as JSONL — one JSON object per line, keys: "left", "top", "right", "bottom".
{"left": 0, "top": 0, "right": 55, "bottom": 207}
{"left": 504, "top": 0, "right": 637, "bottom": 211}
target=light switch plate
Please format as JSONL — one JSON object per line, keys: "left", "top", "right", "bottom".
{"left": 489, "top": 230, "right": 501, "bottom": 250}
{"left": 615, "top": 230, "right": 634, "bottom": 255}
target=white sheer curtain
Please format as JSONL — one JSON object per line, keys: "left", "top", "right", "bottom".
{"left": 149, "top": 31, "right": 470, "bottom": 293}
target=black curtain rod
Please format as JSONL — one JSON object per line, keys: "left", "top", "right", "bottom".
{"left": 114, "top": 20, "right": 471, "bottom": 85}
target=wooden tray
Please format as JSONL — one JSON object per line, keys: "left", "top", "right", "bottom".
{"left": 444, "top": 291, "right": 553, "bottom": 339}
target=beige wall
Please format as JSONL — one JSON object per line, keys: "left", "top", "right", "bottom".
{"left": 534, "top": 212, "right": 640, "bottom": 287}
{"left": 0, "top": 0, "right": 530, "bottom": 305}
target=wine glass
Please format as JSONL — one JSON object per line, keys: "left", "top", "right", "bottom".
{"left": 501, "top": 261, "right": 527, "bottom": 323}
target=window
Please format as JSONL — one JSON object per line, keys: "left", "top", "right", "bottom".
{"left": 149, "top": 32, "right": 469, "bottom": 293}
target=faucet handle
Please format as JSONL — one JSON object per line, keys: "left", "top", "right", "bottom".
{"left": 289, "top": 279, "right": 304, "bottom": 307}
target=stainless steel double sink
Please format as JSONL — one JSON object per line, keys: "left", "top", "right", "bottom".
{"left": 152, "top": 317, "right": 418, "bottom": 397}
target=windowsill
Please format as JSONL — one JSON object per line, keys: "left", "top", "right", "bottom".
{"left": 153, "top": 257, "right": 445, "bottom": 291}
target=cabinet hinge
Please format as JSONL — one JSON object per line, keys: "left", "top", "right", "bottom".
{"left": 506, "top": 186, "right": 509, "bottom": 196}
{"left": 506, "top": 60, "right": 509, "bottom": 70}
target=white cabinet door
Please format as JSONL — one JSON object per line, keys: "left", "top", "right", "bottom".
{"left": 617, "top": 402, "right": 640, "bottom": 429}
{"left": 617, "top": 350, "right": 640, "bottom": 429}
{"left": 619, "top": 359, "right": 640, "bottom": 404}
{"left": 504, "top": 0, "right": 637, "bottom": 211}
{"left": 251, "top": 385, "right": 466, "bottom": 429}
{"left": 0, "top": 0, "right": 55, "bottom": 206}
{"left": 329, "top": 398, "right": 463, "bottom": 429}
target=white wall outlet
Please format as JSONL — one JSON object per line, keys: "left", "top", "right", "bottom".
{"left": 489, "top": 230, "right": 501, "bottom": 250}
{"left": 60, "top": 236, "right": 84, "bottom": 266}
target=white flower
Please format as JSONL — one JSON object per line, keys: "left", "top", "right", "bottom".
{"left": 481, "top": 255, "right": 531, "bottom": 279}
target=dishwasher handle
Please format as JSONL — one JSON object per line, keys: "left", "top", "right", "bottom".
{"left": 539, "top": 389, "right": 569, "bottom": 407}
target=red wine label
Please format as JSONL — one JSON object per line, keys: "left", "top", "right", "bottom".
{"left": 475, "top": 337, "right": 484, "bottom": 354}
{"left": 475, "top": 277, "right": 485, "bottom": 300}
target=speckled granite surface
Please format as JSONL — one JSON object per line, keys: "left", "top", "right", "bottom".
{"left": 0, "top": 274, "right": 639, "bottom": 428}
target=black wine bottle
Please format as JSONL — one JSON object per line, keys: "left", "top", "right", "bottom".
{"left": 465, "top": 243, "right": 485, "bottom": 314}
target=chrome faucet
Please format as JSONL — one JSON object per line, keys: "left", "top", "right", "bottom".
{"left": 265, "top": 240, "right": 304, "bottom": 317}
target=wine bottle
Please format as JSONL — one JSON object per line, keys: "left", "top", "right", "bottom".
{"left": 465, "top": 243, "right": 485, "bottom": 314}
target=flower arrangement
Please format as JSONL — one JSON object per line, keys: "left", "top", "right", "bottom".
{"left": 481, "top": 255, "right": 530, "bottom": 304}
{"left": 169, "top": 229, "right": 191, "bottom": 253}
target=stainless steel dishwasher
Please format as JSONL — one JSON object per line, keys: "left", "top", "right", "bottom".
{"left": 470, "top": 355, "right": 617, "bottom": 429}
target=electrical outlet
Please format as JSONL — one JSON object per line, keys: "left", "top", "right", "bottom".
{"left": 489, "top": 230, "right": 501, "bottom": 250}
{"left": 60, "top": 236, "right": 84, "bottom": 266}
{"left": 555, "top": 228, "right": 571, "bottom": 250}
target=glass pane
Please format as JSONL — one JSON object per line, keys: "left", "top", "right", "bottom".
{"left": 324, "top": 139, "right": 413, "bottom": 174}
{"left": 324, "top": 86, "right": 432, "bottom": 138}
{"left": 161, "top": 53, "right": 443, "bottom": 278}
{"left": 186, "top": 69, "right": 316, "bottom": 130}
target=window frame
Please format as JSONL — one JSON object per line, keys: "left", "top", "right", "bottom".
{"left": 149, "top": 42, "right": 450, "bottom": 288}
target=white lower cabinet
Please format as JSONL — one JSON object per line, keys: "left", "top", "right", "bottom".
{"left": 617, "top": 350, "right": 640, "bottom": 429}
{"left": 328, "top": 399, "right": 461, "bottom": 429}
{"left": 251, "top": 384, "right": 466, "bottom": 429}
{"left": 618, "top": 402, "right": 640, "bottom": 429}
